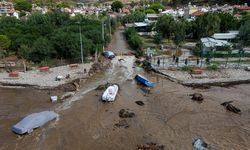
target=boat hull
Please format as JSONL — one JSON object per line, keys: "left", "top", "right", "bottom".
{"left": 102, "top": 84, "right": 119, "bottom": 102}
{"left": 135, "top": 74, "right": 154, "bottom": 87}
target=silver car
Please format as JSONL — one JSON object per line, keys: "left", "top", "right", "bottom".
{"left": 12, "top": 111, "right": 58, "bottom": 135}
{"left": 103, "top": 51, "right": 115, "bottom": 59}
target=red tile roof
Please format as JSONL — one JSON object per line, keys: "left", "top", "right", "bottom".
{"left": 238, "top": 6, "right": 250, "bottom": 11}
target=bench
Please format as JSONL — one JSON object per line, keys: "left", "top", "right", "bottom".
{"left": 39, "top": 66, "right": 50, "bottom": 72}
{"left": 191, "top": 69, "right": 203, "bottom": 75}
{"left": 69, "top": 64, "right": 79, "bottom": 69}
{"left": 9, "top": 71, "right": 19, "bottom": 77}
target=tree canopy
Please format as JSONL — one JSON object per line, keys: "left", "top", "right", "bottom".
{"left": 195, "top": 13, "right": 221, "bottom": 38}
{"left": 156, "top": 15, "right": 175, "bottom": 39}
{"left": 0, "top": 11, "right": 111, "bottom": 63}
{"left": 121, "top": 11, "right": 145, "bottom": 25}
{"left": 172, "top": 21, "right": 186, "bottom": 47}
{"left": 111, "top": 1, "right": 123, "bottom": 12}
{"left": 0, "top": 35, "right": 11, "bottom": 51}
{"left": 14, "top": 0, "right": 32, "bottom": 12}
{"left": 148, "top": 2, "right": 165, "bottom": 13}
{"left": 239, "top": 20, "right": 250, "bottom": 46}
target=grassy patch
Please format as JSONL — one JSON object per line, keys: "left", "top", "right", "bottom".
{"left": 206, "top": 64, "right": 219, "bottom": 71}
{"left": 181, "top": 65, "right": 193, "bottom": 72}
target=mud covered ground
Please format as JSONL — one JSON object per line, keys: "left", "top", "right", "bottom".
{"left": 1, "top": 72, "right": 250, "bottom": 150}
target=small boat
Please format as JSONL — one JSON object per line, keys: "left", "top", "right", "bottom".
{"left": 102, "top": 84, "right": 119, "bottom": 102}
{"left": 135, "top": 74, "right": 154, "bottom": 88}
{"left": 12, "top": 111, "right": 58, "bottom": 135}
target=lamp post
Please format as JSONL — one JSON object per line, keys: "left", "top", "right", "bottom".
{"left": 102, "top": 19, "right": 105, "bottom": 52}
{"left": 79, "top": 24, "right": 84, "bottom": 74}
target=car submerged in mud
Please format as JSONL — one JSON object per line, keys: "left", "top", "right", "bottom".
{"left": 103, "top": 51, "right": 115, "bottom": 59}
{"left": 12, "top": 111, "right": 58, "bottom": 135}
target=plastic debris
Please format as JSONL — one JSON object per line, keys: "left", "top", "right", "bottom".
{"left": 50, "top": 96, "right": 58, "bottom": 103}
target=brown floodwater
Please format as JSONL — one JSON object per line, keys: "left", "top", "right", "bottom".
{"left": 1, "top": 55, "right": 250, "bottom": 150}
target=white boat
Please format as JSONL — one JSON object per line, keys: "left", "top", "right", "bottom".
{"left": 102, "top": 84, "right": 119, "bottom": 102}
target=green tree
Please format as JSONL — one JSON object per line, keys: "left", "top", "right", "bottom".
{"left": 30, "top": 37, "right": 54, "bottom": 62}
{"left": 0, "top": 35, "right": 11, "bottom": 58}
{"left": 14, "top": 0, "right": 32, "bottom": 12}
{"left": 18, "top": 44, "right": 32, "bottom": 60}
{"left": 149, "top": 2, "right": 164, "bottom": 13}
{"left": 195, "top": 13, "right": 221, "bottom": 38}
{"left": 218, "top": 13, "right": 238, "bottom": 32}
{"left": 239, "top": 21, "right": 250, "bottom": 47}
{"left": 128, "top": 34, "right": 143, "bottom": 50}
{"left": 121, "top": 11, "right": 145, "bottom": 25}
{"left": 145, "top": 9, "right": 156, "bottom": 14}
{"left": 111, "top": 1, "right": 123, "bottom": 12}
{"left": 172, "top": 21, "right": 186, "bottom": 48}
{"left": 125, "top": 27, "right": 143, "bottom": 56}
{"left": 0, "top": 35, "right": 11, "bottom": 51}
{"left": 154, "top": 32, "right": 163, "bottom": 44}
{"left": 156, "top": 15, "right": 175, "bottom": 39}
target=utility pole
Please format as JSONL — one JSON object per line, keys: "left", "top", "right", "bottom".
{"left": 79, "top": 25, "right": 84, "bottom": 74}
{"left": 109, "top": 16, "right": 112, "bottom": 37}
{"left": 102, "top": 19, "right": 105, "bottom": 52}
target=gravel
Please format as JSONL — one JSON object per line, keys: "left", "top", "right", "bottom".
{"left": 159, "top": 69, "right": 250, "bottom": 85}
{"left": 0, "top": 63, "right": 93, "bottom": 88}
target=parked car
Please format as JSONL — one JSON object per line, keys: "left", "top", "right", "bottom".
{"left": 12, "top": 111, "right": 58, "bottom": 135}
{"left": 245, "top": 66, "right": 250, "bottom": 71}
{"left": 103, "top": 51, "right": 115, "bottom": 59}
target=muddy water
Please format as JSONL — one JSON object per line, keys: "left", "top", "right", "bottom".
{"left": 1, "top": 55, "right": 250, "bottom": 150}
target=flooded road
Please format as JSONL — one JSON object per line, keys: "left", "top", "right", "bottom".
{"left": 1, "top": 28, "right": 250, "bottom": 150}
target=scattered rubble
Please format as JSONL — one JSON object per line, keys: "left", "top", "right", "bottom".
{"left": 221, "top": 101, "right": 241, "bottom": 114}
{"left": 135, "top": 101, "right": 144, "bottom": 106}
{"left": 50, "top": 96, "right": 58, "bottom": 103}
{"left": 88, "top": 56, "right": 110, "bottom": 75}
{"left": 60, "top": 92, "right": 75, "bottom": 101}
{"left": 95, "top": 83, "right": 111, "bottom": 90}
{"left": 137, "top": 142, "right": 165, "bottom": 150}
{"left": 119, "top": 109, "right": 135, "bottom": 118}
{"left": 189, "top": 93, "right": 204, "bottom": 102}
{"left": 115, "top": 119, "right": 130, "bottom": 128}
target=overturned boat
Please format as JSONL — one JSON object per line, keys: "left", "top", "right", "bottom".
{"left": 102, "top": 84, "right": 119, "bottom": 102}
{"left": 12, "top": 111, "right": 58, "bottom": 135}
{"left": 135, "top": 74, "right": 154, "bottom": 88}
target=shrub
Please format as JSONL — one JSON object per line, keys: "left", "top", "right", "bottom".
{"left": 206, "top": 64, "right": 219, "bottom": 70}
{"left": 181, "top": 65, "right": 193, "bottom": 71}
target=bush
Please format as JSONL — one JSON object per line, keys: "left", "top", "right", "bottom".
{"left": 125, "top": 27, "right": 144, "bottom": 56}
{"left": 206, "top": 64, "right": 219, "bottom": 70}
{"left": 181, "top": 65, "right": 193, "bottom": 71}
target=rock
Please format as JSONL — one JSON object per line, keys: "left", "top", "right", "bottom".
{"left": 135, "top": 101, "right": 144, "bottom": 106}
{"left": 137, "top": 143, "right": 165, "bottom": 150}
{"left": 115, "top": 119, "right": 130, "bottom": 128}
{"left": 189, "top": 93, "right": 204, "bottom": 101}
{"left": 119, "top": 109, "right": 135, "bottom": 118}
{"left": 221, "top": 101, "right": 241, "bottom": 114}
